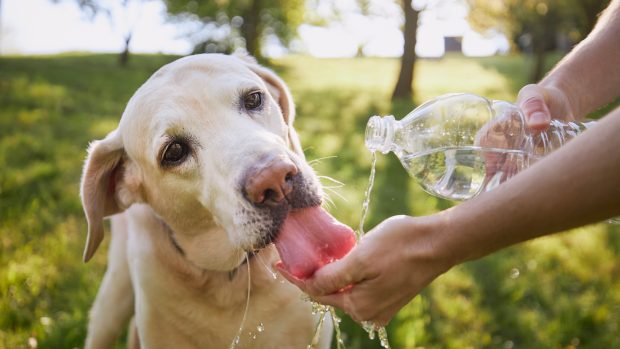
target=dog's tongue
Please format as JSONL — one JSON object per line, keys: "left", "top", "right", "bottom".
{"left": 275, "top": 206, "right": 356, "bottom": 279}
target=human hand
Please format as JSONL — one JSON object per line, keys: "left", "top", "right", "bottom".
{"left": 517, "top": 84, "right": 576, "bottom": 131}
{"left": 474, "top": 84, "right": 576, "bottom": 190}
{"left": 276, "top": 215, "right": 453, "bottom": 326}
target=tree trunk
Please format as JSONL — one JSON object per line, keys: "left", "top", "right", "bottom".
{"left": 241, "top": 0, "right": 263, "bottom": 59}
{"left": 530, "top": 35, "right": 546, "bottom": 82}
{"left": 392, "top": 0, "right": 420, "bottom": 101}
{"left": 119, "top": 33, "right": 132, "bottom": 67}
{"left": 529, "top": 11, "right": 555, "bottom": 83}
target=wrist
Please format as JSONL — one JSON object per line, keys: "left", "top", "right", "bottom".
{"left": 402, "top": 213, "right": 460, "bottom": 274}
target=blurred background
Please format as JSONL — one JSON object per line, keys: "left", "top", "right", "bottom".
{"left": 1, "top": 0, "right": 619, "bottom": 348}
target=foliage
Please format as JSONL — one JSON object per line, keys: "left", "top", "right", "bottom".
{"left": 468, "top": 0, "right": 610, "bottom": 43}
{"left": 467, "top": 0, "right": 611, "bottom": 82}
{"left": 467, "top": 0, "right": 611, "bottom": 81}
{"left": 1, "top": 53, "right": 619, "bottom": 349}
{"left": 164, "top": 0, "right": 304, "bottom": 58}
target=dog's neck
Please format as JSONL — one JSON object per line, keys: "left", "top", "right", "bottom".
{"left": 153, "top": 209, "right": 258, "bottom": 281}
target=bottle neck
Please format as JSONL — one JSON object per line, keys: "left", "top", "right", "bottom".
{"left": 365, "top": 115, "right": 397, "bottom": 154}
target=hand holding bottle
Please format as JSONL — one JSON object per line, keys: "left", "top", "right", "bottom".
{"left": 475, "top": 83, "right": 579, "bottom": 191}
{"left": 517, "top": 84, "right": 577, "bottom": 129}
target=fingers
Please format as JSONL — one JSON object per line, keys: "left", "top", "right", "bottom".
{"left": 306, "top": 255, "right": 365, "bottom": 296}
{"left": 517, "top": 84, "right": 552, "bottom": 130}
{"left": 277, "top": 249, "right": 366, "bottom": 297}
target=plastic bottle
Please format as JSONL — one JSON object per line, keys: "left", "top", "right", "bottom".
{"left": 365, "top": 93, "right": 597, "bottom": 201}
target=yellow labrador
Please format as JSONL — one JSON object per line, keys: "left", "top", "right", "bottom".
{"left": 80, "top": 54, "right": 337, "bottom": 348}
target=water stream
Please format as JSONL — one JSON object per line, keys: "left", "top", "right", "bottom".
{"left": 357, "top": 152, "right": 391, "bottom": 349}
{"left": 228, "top": 253, "right": 252, "bottom": 349}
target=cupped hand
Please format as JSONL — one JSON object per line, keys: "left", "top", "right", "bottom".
{"left": 517, "top": 84, "right": 576, "bottom": 130}
{"left": 276, "top": 215, "right": 454, "bottom": 326}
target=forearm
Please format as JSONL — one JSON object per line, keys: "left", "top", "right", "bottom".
{"left": 437, "top": 106, "right": 620, "bottom": 264}
{"left": 540, "top": 0, "right": 620, "bottom": 119}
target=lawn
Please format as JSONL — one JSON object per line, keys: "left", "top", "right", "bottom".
{"left": 1, "top": 53, "right": 619, "bottom": 349}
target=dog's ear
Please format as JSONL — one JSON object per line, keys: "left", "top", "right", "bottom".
{"left": 243, "top": 57, "right": 304, "bottom": 158}
{"left": 80, "top": 130, "right": 140, "bottom": 262}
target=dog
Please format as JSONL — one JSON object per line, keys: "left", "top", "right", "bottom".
{"left": 79, "top": 54, "right": 333, "bottom": 348}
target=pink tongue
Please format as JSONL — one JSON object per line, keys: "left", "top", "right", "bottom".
{"left": 275, "top": 206, "right": 356, "bottom": 279}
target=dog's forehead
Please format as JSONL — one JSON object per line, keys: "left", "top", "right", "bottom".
{"left": 118, "top": 54, "right": 265, "bottom": 162}
{"left": 154, "top": 54, "right": 255, "bottom": 82}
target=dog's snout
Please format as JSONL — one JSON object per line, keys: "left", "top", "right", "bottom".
{"left": 244, "top": 157, "right": 299, "bottom": 206}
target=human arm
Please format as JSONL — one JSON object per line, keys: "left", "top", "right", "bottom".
{"left": 519, "top": 0, "right": 620, "bottom": 129}
{"left": 278, "top": 106, "right": 620, "bottom": 325}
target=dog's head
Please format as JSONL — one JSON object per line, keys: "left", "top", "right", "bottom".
{"left": 80, "top": 54, "right": 323, "bottom": 270}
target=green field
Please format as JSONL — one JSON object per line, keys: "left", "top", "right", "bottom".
{"left": 1, "top": 53, "right": 619, "bottom": 349}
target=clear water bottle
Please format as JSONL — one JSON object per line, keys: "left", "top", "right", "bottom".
{"left": 365, "top": 93, "right": 596, "bottom": 201}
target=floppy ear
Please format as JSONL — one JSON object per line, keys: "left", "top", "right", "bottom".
{"left": 242, "top": 57, "right": 304, "bottom": 158}
{"left": 80, "top": 130, "right": 130, "bottom": 262}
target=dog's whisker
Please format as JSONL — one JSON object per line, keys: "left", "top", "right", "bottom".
{"left": 323, "top": 186, "right": 348, "bottom": 203}
{"left": 317, "top": 175, "right": 345, "bottom": 187}
{"left": 322, "top": 185, "right": 345, "bottom": 189}
{"left": 308, "top": 155, "right": 338, "bottom": 165}
{"left": 321, "top": 192, "right": 336, "bottom": 209}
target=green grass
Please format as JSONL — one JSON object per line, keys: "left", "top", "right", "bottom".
{"left": 1, "top": 53, "right": 619, "bottom": 349}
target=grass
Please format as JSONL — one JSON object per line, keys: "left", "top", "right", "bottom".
{"left": 1, "top": 53, "right": 619, "bottom": 349}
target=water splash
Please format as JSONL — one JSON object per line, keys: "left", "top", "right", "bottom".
{"left": 330, "top": 308, "right": 346, "bottom": 349}
{"left": 257, "top": 322, "right": 265, "bottom": 333}
{"left": 308, "top": 302, "right": 328, "bottom": 349}
{"left": 228, "top": 253, "right": 252, "bottom": 349}
{"left": 361, "top": 321, "right": 390, "bottom": 348}
{"left": 307, "top": 301, "right": 346, "bottom": 349}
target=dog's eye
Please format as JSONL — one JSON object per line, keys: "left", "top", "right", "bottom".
{"left": 243, "top": 91, "right": 263, "bottom": 111}
{"left": 161, "top": 141, "right": 189, "bottom": 166}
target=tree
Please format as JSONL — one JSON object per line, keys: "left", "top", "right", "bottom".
{"left": 391, "top": 0, "right": 465, "bottom": 101}
{"left": 468, "top": 0, "right": 610, "bottom": 82}
{"left": 392, "top": 0, "right": 421, "bottom": 101}
{"left": 163, "top": 0, "right": 304, "bottom": 60}
{"left": 51, "top": 0, "right": 152, "bottom": 66}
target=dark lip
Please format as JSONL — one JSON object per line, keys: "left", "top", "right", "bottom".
{"left": 244, "top": 171, "right": 323, "bottom": 251}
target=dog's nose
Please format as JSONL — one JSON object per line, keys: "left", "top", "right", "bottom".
{"left": 244, "top": 157, "right": 299, "bottom": 206}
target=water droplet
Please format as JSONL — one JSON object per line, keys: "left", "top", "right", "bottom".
{"left": 257, "top": 323, "right": 265, "bottom": 332}
{"left": 509, "top": 268, "right": 520, "bottom": 279}
{"left": 378, "top": 327, "right": 391, "bottom": 348}
{"left": 362, "top": 321, "right": 377, "bottom": 340}
{"left": 248, "top": 331, "right": 257, "bottom": 340}
{"left": 228, "top": 335, "right": 241, "bottom": 349}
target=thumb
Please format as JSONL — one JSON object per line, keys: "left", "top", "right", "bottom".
{"left": 517, "top": 84, "right": 551, "bottom": 131}
{"left": 304, "top": 251, "right": 365, "bottom": 296}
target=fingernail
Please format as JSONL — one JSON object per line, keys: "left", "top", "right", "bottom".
{"left": 528, "top": 111, "right": 549, "bottom": 125}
